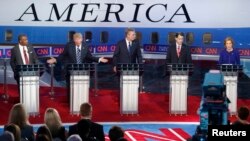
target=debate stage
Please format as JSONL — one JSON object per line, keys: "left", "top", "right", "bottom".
{"left": 1, "top": 60, "right": 250, "bottom": 140}
{"left": 1, "top": 84, "right": 250, "bottom": 140}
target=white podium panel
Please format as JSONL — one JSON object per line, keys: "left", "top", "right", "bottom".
{"left": 70, "top": 74, "right": 90, "bottom": 114}
{"left": 169, "top": 74, "right": 188, "bottom": 114}
{"left": 224, "top": 76, "right": 238, "bottom": 115}
{"left": 120, "top": 74, "right": 139, "bottom": 114}
{"left": 20, "top": 76, "right": 40, "bottom": 115}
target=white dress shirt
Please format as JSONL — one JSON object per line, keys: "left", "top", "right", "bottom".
{"left": 19, "top": 44, "right": 29, "bottom": 64}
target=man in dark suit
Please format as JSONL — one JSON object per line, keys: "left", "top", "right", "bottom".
{"left": 68, "top": 102, "right": 105, "bottom": 141}
{"left": 10, "top": 34, "right": 39, "bottom": 93}
{"left": 113, "top": 28, "right": 143, "bottom": 72}
{"left": 166, "top": 32, "right": 192, "bottom": 64}
{"left": 47, "top": 33, "right": 108, "bottom": 64}
{"left": 47, "top": 33, "right": 108, "bottom": 101}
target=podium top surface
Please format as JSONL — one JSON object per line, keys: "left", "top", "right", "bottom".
{"left": 117, "top": 63, "right": 143, "bottom": 71}
{"left": 166, "top": 63, "right": 193, "bottom": 71}
{"left": 16, "top": 64, "right": 45, "bottom": 72}
{"left": 217, "top": 64, "right": 243, "bottom": 72}
{"left": 67, "top": 63, "right": 95, "bottom": 71}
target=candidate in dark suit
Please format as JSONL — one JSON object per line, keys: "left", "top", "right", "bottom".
{"left": 47, "top": 33, "right": 108, "bottom": 101}
{"left": 10, "top": 34, "right": 38, "bottom": 93}
{"left": 219, "top": 37, "right": 240, "bottom": 65}
{"left": 113, "top": 28, "right": 143, "bottom": 72}
{"left": 47, "top": 32, "right": 108, "bottom": 65}
{"left": 68, "top": 103, "right": 105, "bottom": 141}
{"left": 166, "top": 33, "right": 192, "bottom": 64}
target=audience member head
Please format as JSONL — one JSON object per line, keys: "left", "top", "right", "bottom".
{"left": 0, "top": 131, "right": 14, "bottom": 141}
{"left": 237, "top": 106, "right": 249, "bottom": 123}
{"left": 36, "top": 134, "right": 51, "bottom": 141}
{"left": 8, "top": 103, "right": 29, "bottom": 129}
{"left": 4, "top": 124, "right": 21, "bottom": 141}
{"left": 109, "top": 126, "right": 125, "bottom": 141}
{"left": 80, "top": 103, "right": 92, "bottom": 119}
{"left": 67, "top": 134, "right": 82, "bottom": 141}
{"left": 77, "top": 119, "right": 91, "bottom": 139}
{"left": 36, "top": 125, "right": 53, "bottom": 141}
{"left": 44, "top": 108, "right": 62, "bottom": 134}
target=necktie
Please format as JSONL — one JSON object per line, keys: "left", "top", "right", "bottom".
{"left": 23, "top": 46, "right": 29, "bottom": 64}
{"left": 177, "top": 45, "right": 181, "bottom": 57}
{"left": 128, "top": 42, "right": 131, "bottom": 53}
{"left": 76, "top": 46, "right": 81, "bottom": 64}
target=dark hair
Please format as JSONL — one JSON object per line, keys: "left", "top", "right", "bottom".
{"left": 237, "top": 106, "right": 249, "bottom": 120}
{"left": 36, "top": 134, "right": 51, "bottom": 141}
{"left": 80, "top": 103, "right": 92, "bottom": 117}
{"left": 109, "top": 126, "right": 124, "bottom": 141}
{"left": 18, "top": 34, "right": 27, "bottom": 42}
{"left": 4, "top": 124, "right": 21, "bottom": 141}
{"left": 175, "top": 32, "right": 184, "bottom": 38}
{"left": 36, "top": 125, "right": 53, "bottom": 141}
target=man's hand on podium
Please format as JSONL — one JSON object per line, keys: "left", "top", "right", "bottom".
{"left": 47, "top": 57, "right": 57, "bottom": 64}
{"left": 100, "top": 57, "right": 108, "bottom": 63}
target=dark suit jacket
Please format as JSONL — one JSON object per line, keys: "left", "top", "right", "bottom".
{"left": 68, "top": 119, "right": 105, "bottom": 141}
{"left": 10, "top": 44, "right": 38, "bottom": 80}
{"left": 166, "top": 43, "right": 192, "bottom": 64}
{"left": 113, "top": 39, "right": 142, "bottom": 66}
{"left": 57, "top": 42, "right": 99, "bottom": 64}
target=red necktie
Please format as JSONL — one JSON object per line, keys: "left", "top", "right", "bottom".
{"left": 23, "top": 46, "right": 29, "bottom": 64}
{"left": 177, "top": 46, "right": 181, "bottom": 57}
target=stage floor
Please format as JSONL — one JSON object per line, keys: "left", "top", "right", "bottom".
{"left": 1, "top": 85, "right": 250, "bottom": 140}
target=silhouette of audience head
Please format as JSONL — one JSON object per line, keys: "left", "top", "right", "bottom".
{"left": 36, "top": 134, "right": 51, "bottom": 141}
{"left": 80, "top": 103, "right": 92, "bottom": 119}
{"left": 36, "top": 125, "right": 53, "bottom": 141}
{"left": 0, "top": 131, "right": 15, "bottom": 141}
{"left": 236, "top": 106, "right": 250, "bottom": 125}
{"left": 67, "top": 134, "right": 82, "bottom": 141}
{"left": 109, "top": 126, "right": 126, "bottom": 141}
{"left": 4, "top": 124, "right": 21, "bottom": 141}
{"left": 8, "top": 103, "right": 29, "bottom": 129}
{"left": 44, "top": 108, "right": 63, "bottom": 135}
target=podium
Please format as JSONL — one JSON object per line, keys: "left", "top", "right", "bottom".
{"left": 16, "top": 64, "right": 44, "bottom": 115}
{"left": 67, "top": 63, "right": 94, "bottom": 114}
{"left": 218, "top": 64, "right": 243, "bottom": 115}
{"left": 117, "top": 63, "right": 143, "bottom": 114}
{"left": 166, "top": 64, "right": 193, "bottom": 114}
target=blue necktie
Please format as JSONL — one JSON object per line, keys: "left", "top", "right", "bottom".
{"left": 128, "top": 42, "right": 131, "bottom": 53}
{"left": 76, "top": 46, "right": 81, "bottom": 64}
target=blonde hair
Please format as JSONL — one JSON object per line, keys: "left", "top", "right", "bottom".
{"left": 44, "top": 108, "right": 62, "bottom": 134}
{"left": 8, "top": 103, "right": 29, "bottom": 129}
{"left": 73, "top": 33, "right": 83, "bottom": 39}
{"left": 224, "top": 37, "right": 234, "bottom": 46}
